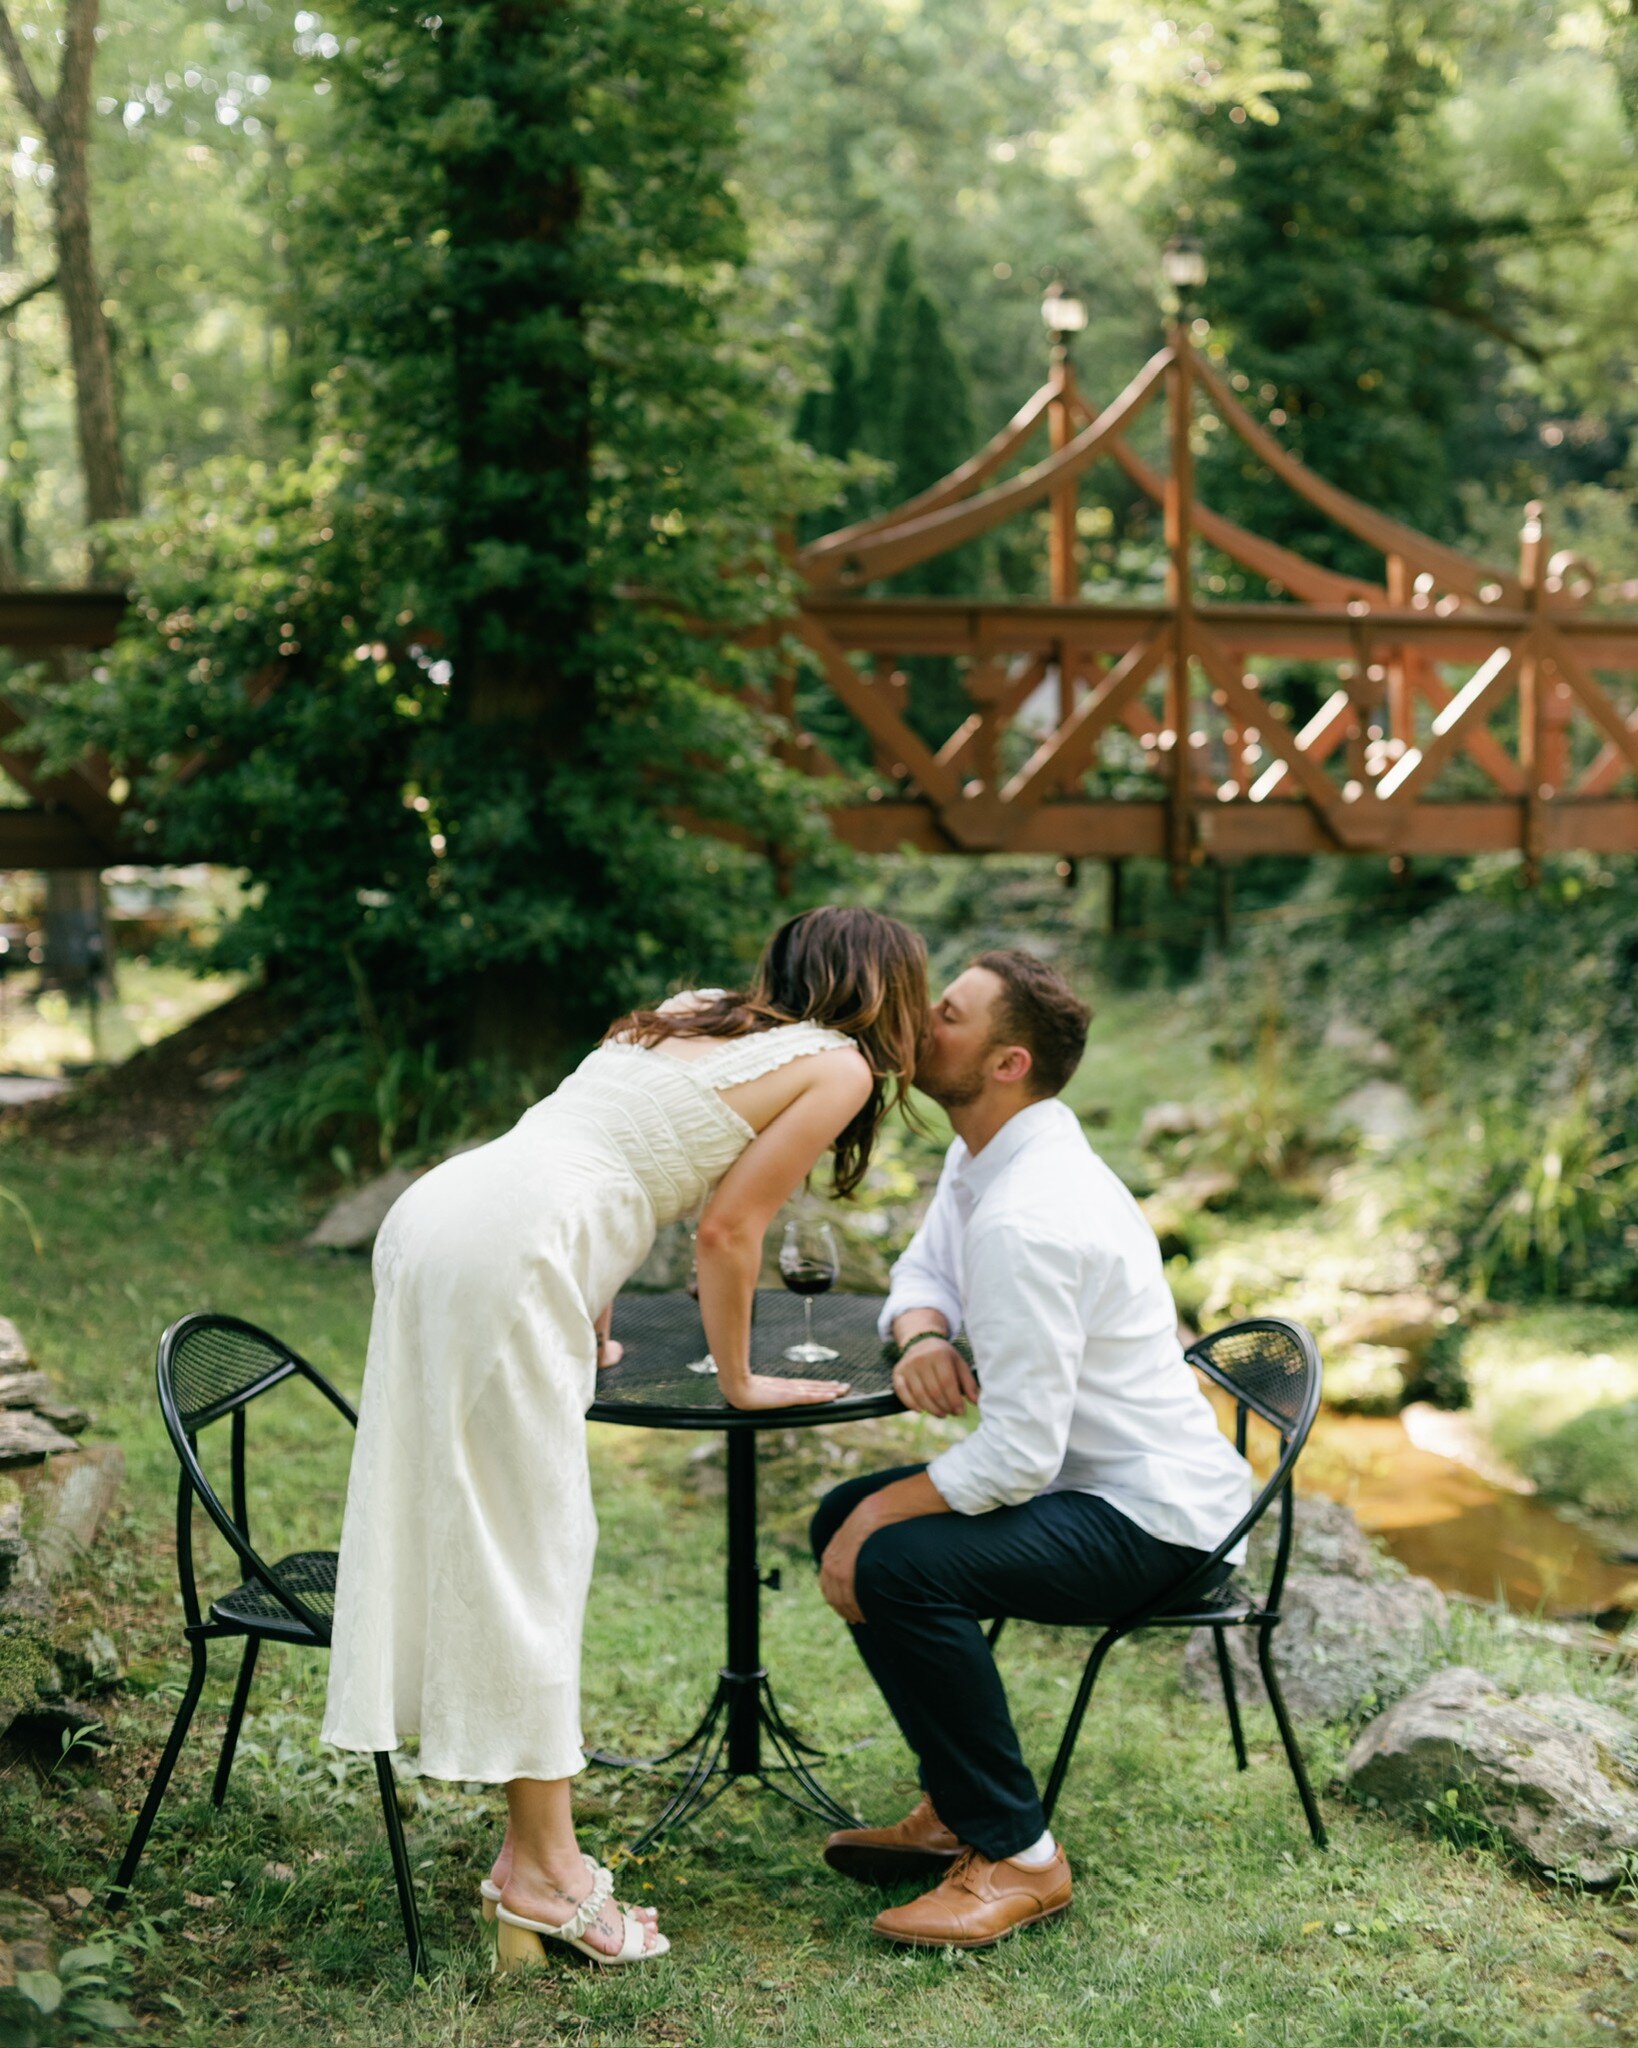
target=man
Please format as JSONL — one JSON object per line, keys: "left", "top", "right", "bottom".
{"left": 810, "top": 949, "right": 1252, "bottom": 1949}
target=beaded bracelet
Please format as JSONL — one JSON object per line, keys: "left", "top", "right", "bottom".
{"left": 893, "top": 1330, "right": 950, "bottom": 1365}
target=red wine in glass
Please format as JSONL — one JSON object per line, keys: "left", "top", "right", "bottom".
{"left": 780, "top": 1218, "right": 839, "bottom": 1364}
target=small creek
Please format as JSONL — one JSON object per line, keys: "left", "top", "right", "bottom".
{"left": 1299, "top": 1407, "right": 1637, "bottom": 1622}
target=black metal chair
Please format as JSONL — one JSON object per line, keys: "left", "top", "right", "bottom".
{"left": 110, "top": 1312, "right": 423, "bottom": 1975}
{"left": 990, "top": 1315, "right": 1328, "bottom": 1849}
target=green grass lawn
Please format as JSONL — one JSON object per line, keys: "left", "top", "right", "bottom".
{"left": 1, "top": 1135, "right": 1634, "bottom": 2045}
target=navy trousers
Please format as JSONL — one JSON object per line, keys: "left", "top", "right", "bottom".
{"left": 810, "top": 1463, "right": 1230, "bottom": 1862}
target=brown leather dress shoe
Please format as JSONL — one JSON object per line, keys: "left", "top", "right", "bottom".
{"left": 871, "top": 1845, "right": 1072, "bottom": 1949}
{"left": 823, "top": 1794, "right": 963, "bottom": 1886}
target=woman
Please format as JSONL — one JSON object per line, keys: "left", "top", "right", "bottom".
{"left": 322, "top": 905, "right": 927, "bottom": 1967}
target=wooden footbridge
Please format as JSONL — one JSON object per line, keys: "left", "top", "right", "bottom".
{"left": 766, "top": 326, "right": 1638, "bottom": 878}
{"left": 1, "top": 326, "right": 1636, "bottom": 879}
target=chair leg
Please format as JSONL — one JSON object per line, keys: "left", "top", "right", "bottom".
{"left": 211, "top": 1637, "right": 261, "bottom": 1808}
{"left": 373, "top": 1752, "right": 425, "bottom": 1979}
{"left": 1255, "top": 1624, "right": 1328, "bottom": 1850}
{"left": 1041, "top": 1629, "right": 1117, "bottom": 1825}
{"left": 1213, "top": 1627, "right": 1249, "bottom": 1772}
{"left": 110, "top": 1636, "right": 209, "bottom": 1901}
{"left": 986, "top": 1617, "right": 1006, "bottom": 1649}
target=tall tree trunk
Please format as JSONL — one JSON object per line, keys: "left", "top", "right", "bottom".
{"left": 0, "top": 0, "right": 129, "bottom": 574}
{"left": 0, "top": 1, "right": 122, "bottom": 1012}
{"left": 442, "top": 3, "right": 593, "bottom": 1066}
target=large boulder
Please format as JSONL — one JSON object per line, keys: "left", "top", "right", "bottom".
{"left": 1321, "top": 1014, "right": 1396, "bottom": 1070}
{"left": 1344, "top": 1666, "right": 1638, "bottom": 1887}
{"left": 0, "top": 1412, "right": 79, "bottom": 1469}
{"left": 1330, "top": 1292, "right": 1453, "bottom": 1358}
{"left": 1248, "top": 1494, "right": 1381, "bottom": 1582}
{"left": 1182, "top": 1568, "right": 1448, "bottom": 1723}
{"left": 304, "top": 1166, "right": 421, "bottom": 1253}
{"left": 1324, "top": 1344, "right": 1417, "bottom": 1415}
{"left": 1139, "top": 1101, "right": 1213, "bottom": 1149}
{"left": 1327, "top": 1080, "right": 1418, "bottom": 1148}
{"left": 305, "top": 1139, "right": 489, "bottom": 1253}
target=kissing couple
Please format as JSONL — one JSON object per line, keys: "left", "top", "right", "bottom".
{"left": 321, "top": 905, "right": 1252, "bottom": 1963}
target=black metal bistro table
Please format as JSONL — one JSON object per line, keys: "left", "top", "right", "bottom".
{"left": 588, "top": 1288, "right": 900, "bottom": 1850}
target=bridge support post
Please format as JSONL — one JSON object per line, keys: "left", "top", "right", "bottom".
{"left": 1518, "top": 503, "right": 1547, "bottom": 887}
{"left": 1164, "top": 330, "right": 1195, "bottom": 892}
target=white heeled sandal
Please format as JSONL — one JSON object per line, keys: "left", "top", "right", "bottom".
{"left": 493, "top": 1861, "right": 669, "bottom": 1968}
{"left": 479, "top": 1853, "right": 617, "bottom": 1924}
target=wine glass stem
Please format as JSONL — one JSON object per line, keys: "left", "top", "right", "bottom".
{"left": 803, "top": 1296, "right": 815, "bottom": 1352}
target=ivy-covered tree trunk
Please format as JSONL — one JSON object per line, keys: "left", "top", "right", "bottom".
{"left": 439, "top": 4, "right": 595, "bottom": 1061}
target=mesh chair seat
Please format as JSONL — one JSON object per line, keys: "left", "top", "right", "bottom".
{"left": 210, "top": 1549, "right": 338, "bottom": 1636}
{"left": 1067, "top": 1578, "right": 1255, "bottom": 1629}
{"left": 1147, "top": 1594, "right": 1258, "bottom": 1627}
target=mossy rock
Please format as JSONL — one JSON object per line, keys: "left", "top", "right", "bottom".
{"left": 0, "top": 1614, "right": 55, "bottom": 1731}
{"left": 1522, "top": 1397, "right": 1638, "bottom": 1521}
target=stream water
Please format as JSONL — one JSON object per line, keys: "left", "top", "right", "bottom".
{"left": 1298, "top": 1406, "right": 1637, "bottom": 1623}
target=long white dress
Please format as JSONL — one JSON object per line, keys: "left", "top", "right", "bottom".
{"left": 321, "top": 1017, "right": 851, "bottom": 1784}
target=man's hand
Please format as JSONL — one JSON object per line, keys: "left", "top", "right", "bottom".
{"left": 892, "top": 1338, "right": 978, "bottom": 1419}
{"left": 819, "top": 1510, "right": 869, "bottom": 1624}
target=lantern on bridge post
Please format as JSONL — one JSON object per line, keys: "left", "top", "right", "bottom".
{"left": 1041, "top": 280, "right": 1089, "bottom": 707}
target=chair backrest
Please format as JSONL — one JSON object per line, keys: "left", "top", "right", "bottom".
{"left": 156, "top": 1312, "right": 357, "bottom": 1641}
{"left": 1115, "top": 1315, "right": 1324, "bottom": 1628}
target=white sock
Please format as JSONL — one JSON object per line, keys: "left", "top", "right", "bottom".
{"left": 1008, "top": 1829, "right": 1057, "bottom": 1867}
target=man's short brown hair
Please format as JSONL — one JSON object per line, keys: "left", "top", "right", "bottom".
{"left": 972, "top": 949, "right": 1091, "bottom": 1099}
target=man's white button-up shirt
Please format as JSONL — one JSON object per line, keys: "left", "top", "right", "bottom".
{"left": 879, "top": 1097, "right": 1252, "bottom": 1561}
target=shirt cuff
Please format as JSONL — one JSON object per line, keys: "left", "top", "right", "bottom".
{"left": 877, "top": 1279, "right": 965, "bottom": 1344}
{"left": 923, "top": 1441, "right": 993, "bottom": 1517}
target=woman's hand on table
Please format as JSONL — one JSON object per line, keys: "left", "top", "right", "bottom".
{"left": 720, "top": 1371, "right": 851, "bottom": 1411}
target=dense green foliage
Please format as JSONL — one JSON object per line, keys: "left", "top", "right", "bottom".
{"left": 31, "top": 0, "right": 836, "bottom": 1068}
{"left": 1186, "top": 0, "right": 1510, "bottom": 574}
{"left": 0, "top": 0, "right": 1627, "bottom": 1167}
{"left": 1208, "top": 854, "right": 1638, "bottom": 1303}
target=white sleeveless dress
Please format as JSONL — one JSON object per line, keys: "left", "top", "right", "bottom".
{"left": 321, "top": 1014, "right": 852, "bottom": 1784}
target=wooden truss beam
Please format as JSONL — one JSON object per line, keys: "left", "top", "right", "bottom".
{"left": 0, "top": 807, "right": 114, "bottom": 868}
{"left": 1189, "top": 350, "right": 1524, "bottom": 607}
{"left": 799, "top": 348, "right": 1170, "bottom": 590}
{"left": 829, "top": 797, "right": 1638, "bottom": 860}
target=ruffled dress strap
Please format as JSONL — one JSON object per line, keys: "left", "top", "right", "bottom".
{"left": 688, "top": 1020, "right": 855, "bottom": 1090}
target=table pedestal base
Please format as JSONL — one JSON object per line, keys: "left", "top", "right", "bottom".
{"left": 590, "top": 1667, "right": 861, "bottom": 1853}
{"left": 589, "top": 1428, "right": 867, "bottom": 1850}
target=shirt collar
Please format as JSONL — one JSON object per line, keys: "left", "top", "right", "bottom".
{"left": 949, "top": 1096, "right": 1071, "bottom": 1213}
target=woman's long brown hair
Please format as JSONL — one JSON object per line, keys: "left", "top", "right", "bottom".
{"left": 606, "top": 906, "right": 928, "bottom": 1197}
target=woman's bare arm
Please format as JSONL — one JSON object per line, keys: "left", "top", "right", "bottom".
{"left": 695, "top": 1047, "right": 872, "bottom": 1410}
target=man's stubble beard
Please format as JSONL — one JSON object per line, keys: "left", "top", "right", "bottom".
{"left": 914, "top": 1052, "right": 992, "bottom": 1110}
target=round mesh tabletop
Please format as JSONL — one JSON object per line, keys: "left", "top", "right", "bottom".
{"left": 591, "top": 1289, "right": 901, "bottom": 1430}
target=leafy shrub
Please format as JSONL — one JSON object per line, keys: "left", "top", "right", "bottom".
{"left": 1437, "top": 1087, "right": 1638, "bottom": 1304}
{"left": 1519, "top": 1397, "right": 1638, "bottom": 1519}
{"left": 213, "top": 1027, "right": 526, "bottom": 1174}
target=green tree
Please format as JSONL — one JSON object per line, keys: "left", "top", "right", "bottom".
{"left": 890, "top": 285, "right": 979, "bottom": 745}
{"left": 34, "top": 0, "right": 836, "bottom": 1089}
{"left": 1186, "top": 0, "right": 1513, "bottom": 574}
{"left": 861, "top": 234, "right": 915, "bottom": 455}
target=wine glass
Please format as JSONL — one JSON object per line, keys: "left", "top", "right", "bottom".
{"left": 780, "top": 1217, "right": 840, "bottom": 1365}
{"left": 683, "top": 1229, "right": 716, "bottom": 1374}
